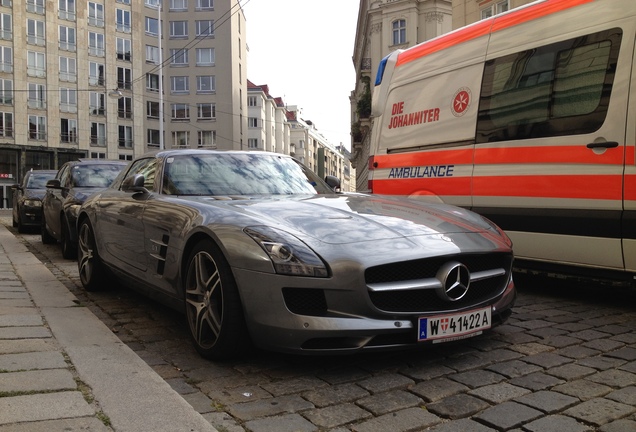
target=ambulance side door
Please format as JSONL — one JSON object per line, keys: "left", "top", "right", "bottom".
{"left": 472, "top": 10, "right": 631, "bottom": 271}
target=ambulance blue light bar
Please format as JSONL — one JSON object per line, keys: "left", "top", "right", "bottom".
{"left": 375, "top": 54, "right": 391, "bottom": 86}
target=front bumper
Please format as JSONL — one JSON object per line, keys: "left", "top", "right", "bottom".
{"left": 233, "top": 268, "right": 516, "bottom": 355}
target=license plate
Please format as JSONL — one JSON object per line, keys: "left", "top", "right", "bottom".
{"left": 418, "top": 307, "right": 492, "bottom": 343}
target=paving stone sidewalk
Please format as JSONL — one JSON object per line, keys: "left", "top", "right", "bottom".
{"left": 0, "top": 222, "right": 218, "bottom": 431}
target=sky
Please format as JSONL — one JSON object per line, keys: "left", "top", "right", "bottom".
{"left": 242, "top": 0, "right": 360, "bottom": 151}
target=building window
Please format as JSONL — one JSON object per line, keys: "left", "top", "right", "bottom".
{"left": 26, "top": 0, "right": 45, "bottom": 15}
{"left": 89, "top": 92, "right": 105, "bottom": 115}
{"left": 247, "top": 138, "right": 258, "bottom": 149}
{"left": 147, "top": 101, "right": 159, "bottom": 118}
{"left": 59, "top": 56, "right": 76, "bottom": 82}
{"left": 59, "top": 25, "right": 76, "bottom": 51}
{"left": 146, "top": 45, "right": 160, "bottom": 64}
{"left": 59, "top": 88, "right": 77, "bottom": 113}
{"left": 118, "top": 125, "right": 133, "bottom": 148}
{"left": 116, "top": 9, "right": 131, "bottom": 33}
{"left": 119, "top": 154, "right": 133, "bottom": 161}
{"left": 146, "top": 73, "right": 159, "bottom": 91}
{"left": 147, "top": 128, "right": 160, "bottom": 147}
{"left": 0, "top": 111, "right": 13, "bottom": 137}
{"left": 58, "top": 0, "right": 76, "bottom": 21}
{"left": 170, "top": 0, "right": 187, "bottom": 10}
{"left": 89, "top": 62, "right": 105, "bottom": 86}
{"left": 0, "top": 46, "right": 11, "bottom": 73}
{"left": 392, "top": 19, "right": 406, "bottom": 45}
{"left": 170, "top": 48, "right": 188, "bottom": 66}
{"left": 173, "top": 131, "right": 189, "bottom": 147}
{"left": 28, "top": 115, "right": 46, "bottom": 140}
{"left": 28, "top": 83, "right": 46, "bottom": 109}
{"left": 88, "top": 32, "right": 105, "bottom": 56}
{"left": 170, "top": 21, "right": 187, "bottom": 38}
{"left": 117, "top": 38, "right": 132, "bottom": 61}
{"left": 0, "top": 13, "right": 12, "bottom": 40}
{"left": 0, "top": 79, "right": 12, "bottom": 105}
{"left": 90, "top": 152, "right": 106, "bottom": 159}
{"left": 90, "top": 122, "right": 106, "bottom": 146}
{"left": 196, "top": 76, "right": 214, "bottom": 93}
{"left": 248, "top": 96, "right": 257, "bottom": 107}
{"left": 172, "top": 103, "right": 189, "bottom": 120}
{"left": 196, "top": 20, "right": 213, "bottom": 37}
{"left": 88, "top": 2, "right": 104, "bottom": 27}
{"left": 118, "top": 97, "right": 133, "bottom": 119}
{"left": 146, "top": 0, "right": 160, "bottom": 8}
{"left": 248, "top": 117, "right": 258, "bottom": 128}
{"left": 197, "top": 103, "right": 215, "bottom": 119}
{"left": 60, "top": 118, "right": 77, "bottom": 143}
{"left": 171, "top": 76, "right": 189, "bottom": 93}
{"left": 117, "top": 67, "right": 132, "bottom": 90}
{"left": 27, "top": 51, "right": 45, "bottom": 77}
{"left": 27, "top": 19, "right": 45, "bottom": 46}
{"left": 197, "top": 0, "right": 212, "bottom": 10}
{"left": 196, "top": 47, "right": 214, "bottom": 66}
{"left": 117, "top": 0, "right": 131, "bottom": 4}
{"left": 198, "top": 130, "right": 215, "bottom": 147}
{"left": 145, "top": 17, "right": 159, "bottom": 36}
{"left": 482, "top": 0, "right": 509, "bottom": 19}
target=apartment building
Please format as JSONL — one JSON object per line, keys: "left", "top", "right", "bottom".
{"left": 246, "top": 80, "right": 289, "bottom": 155}
{"left": 0, "top": 0, "right": 246, "bottom": 208}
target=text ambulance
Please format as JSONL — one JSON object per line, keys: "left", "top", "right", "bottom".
{"left": 368, "top": 0, "right": 636, "bottom": 283}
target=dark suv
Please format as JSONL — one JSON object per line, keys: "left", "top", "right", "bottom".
{"left": 41, "top": 159, "right": 127, "bottom": 258}
{"left": 11, "top": 169, "right": 57, "bottom": 233}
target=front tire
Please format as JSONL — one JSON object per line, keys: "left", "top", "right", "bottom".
{"left": 77, "top": 219, "right": 107, "bottom": 291}
{"left": 41, "top": 213, "right": 56, "bottom": 244}
{"left": 184, "top": 239, "right": 250, "bottom": 360}
{"left": 61, "top": 215, "right": 77, "bottom": 259}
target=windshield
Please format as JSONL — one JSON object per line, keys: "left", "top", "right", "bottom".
{"left": 71, "top": 164, "right": 125, "bottom": 188}
{"left": 162, "top": 153, "right": 334, "bottom": 196}
{"left": 26, "top": 173, "right": 54, "bottom": 189}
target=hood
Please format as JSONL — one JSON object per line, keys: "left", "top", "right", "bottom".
{"left": 199, "top": 194, "right": 507, "bottom": 246}
{"left": 24, "top": 189, "right": 47, "bottom": 200}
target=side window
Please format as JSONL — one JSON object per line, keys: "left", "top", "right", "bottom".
{"left": 477, "top": 28, "right": 622, "bottom": 143}
{"left": 58, "top": 165, "right": 70, "bottom": 187}
{"left": 124, "top": 158, "right": 157, "bottom": 191}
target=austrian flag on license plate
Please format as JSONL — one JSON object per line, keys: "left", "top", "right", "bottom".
{"left": 418, "top": 307, "right": 492, "bottom": 343}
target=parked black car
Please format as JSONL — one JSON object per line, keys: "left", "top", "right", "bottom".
{"left": 42, "top": 159, "right": 127, "bottom": 259}
{"left": 11, "top": 169, "right": 57, "bottom": 233}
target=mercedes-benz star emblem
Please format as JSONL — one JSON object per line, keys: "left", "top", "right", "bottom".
{"left": 436, "top": 261, "right": 471, "bottom": 301}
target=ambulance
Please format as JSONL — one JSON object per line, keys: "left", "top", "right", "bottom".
{"left": 368, "top": 0, "right": 636, "bottom": 284}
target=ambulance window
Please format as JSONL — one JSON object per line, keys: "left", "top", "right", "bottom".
{"left": 476, "top": 28, "right": 622, "bottom": 143}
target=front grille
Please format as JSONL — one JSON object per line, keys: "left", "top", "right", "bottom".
{"left": 366, "top": 253, "right": 512, "bottom": 313}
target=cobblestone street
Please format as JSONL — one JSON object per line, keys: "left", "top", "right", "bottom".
{"left": 5, "top": 219, "right": 636, "bottom": 432}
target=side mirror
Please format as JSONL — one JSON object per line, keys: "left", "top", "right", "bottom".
{"left": 324, "top": 175, "right": 341, "bottom": 192}
{"left": 46, "top": 179, "right": 61, "bottom": 189}
{"left": 121, "top": 174, "right": 148, "bottom": 194}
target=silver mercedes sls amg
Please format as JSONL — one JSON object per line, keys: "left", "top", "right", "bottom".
{"left": 77, "top": 149, "right": 516, "bottom": 359}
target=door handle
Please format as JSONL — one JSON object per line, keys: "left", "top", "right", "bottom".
{"left": 587, "top": 141, "right": 619, "bottom": 149}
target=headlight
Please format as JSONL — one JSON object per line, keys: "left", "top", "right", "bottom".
{"left": 244, "top": 226, "right": 329, "bottom": 277}
{"left": 24, "top": 199, "right": 41, "bottom": 208}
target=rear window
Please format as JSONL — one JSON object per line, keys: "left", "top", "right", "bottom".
{"left": 477, "top": 28, "right": 622, "bottom": 142}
